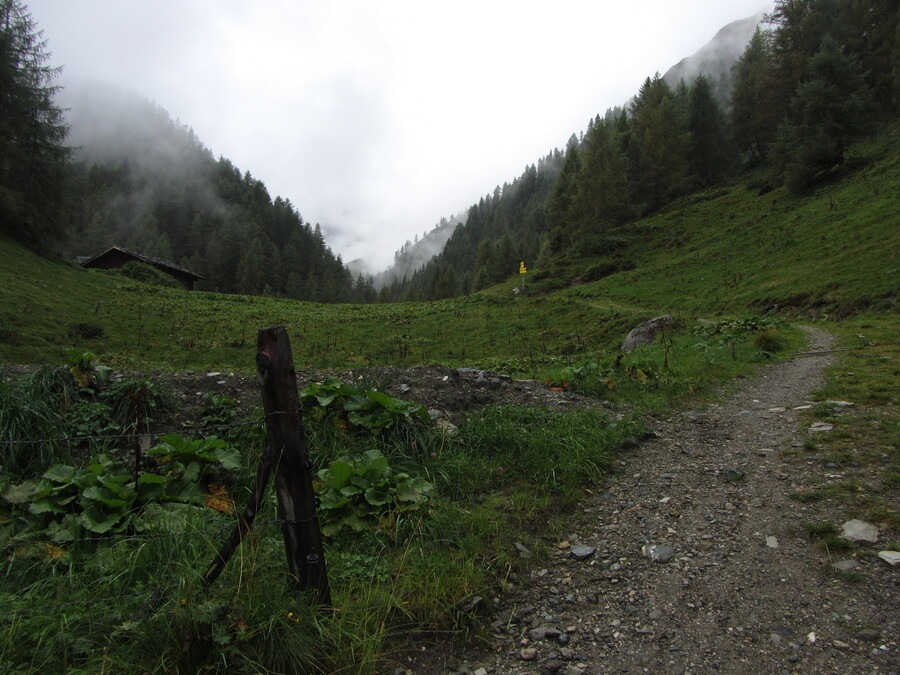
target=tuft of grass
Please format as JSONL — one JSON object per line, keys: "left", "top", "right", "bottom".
{"left": 752, "top": 329, "right": 783, "bottom": 353}
{"left": 804, "top": 522, "right": 839, "bottom": 539}
{"left": 821, "top": 535, "right": 856, "bottom": 552}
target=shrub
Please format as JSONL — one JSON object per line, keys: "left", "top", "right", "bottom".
{"left": 752, "top": 329, "right": 783, "bottom": 353}
{"left": 116, "top": 261, "right": 179, "bottom": 288}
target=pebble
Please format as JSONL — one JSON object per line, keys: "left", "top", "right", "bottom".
{"left": 570, "top": 545, "right": 595, "bottom": 560}
{"left": 766, "top": 536, "right": 779, "bottom": 549}
{"left": 515, "top": 542, "right": 533, "bottom": 558}
{"left": 642, "top": 544, "right": 675, "bottom": 562}
{"left": 857, "top": 629, "right": 881, "bottom": 642}
{"left": 520, "top": 648, "right": 538, "bottom": 661}
{"left": 832, "top": 559, "right": 860, "bottom": 572}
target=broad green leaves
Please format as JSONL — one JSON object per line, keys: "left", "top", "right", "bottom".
{"left": 315, "top": 449, "right": 433, "bottom": 538}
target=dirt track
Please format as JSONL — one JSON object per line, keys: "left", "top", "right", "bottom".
{"left": 409, "top": 326, "right": 898, "bottom": 675}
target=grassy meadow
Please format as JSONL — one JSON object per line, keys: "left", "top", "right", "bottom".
{"left": 0, "top": 126, "right": 897, "bottom": 673}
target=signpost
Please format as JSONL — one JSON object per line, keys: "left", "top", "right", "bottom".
{"left": 519, "top": 261, "right": 527, "bottom": 290}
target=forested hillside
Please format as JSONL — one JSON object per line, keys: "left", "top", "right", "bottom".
{"left": 0, "top": 2, "right": 360, "bottom": 302}
{"left": 61, "top": 83, "right": 364, "bottom": 301}
{"left": 394, "top": 0, "right": 898, "bottom": 302}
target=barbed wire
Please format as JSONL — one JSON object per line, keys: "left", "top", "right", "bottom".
{"left": 0, "top": 411, "right": 307, "bottom": 448}
{"left": 0, "top": 590, "right": 152, "bottom": 618}
{"left": 0, "top": 519, "right": 287, "bottom": 551}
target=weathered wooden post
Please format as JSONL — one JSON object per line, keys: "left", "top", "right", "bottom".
{"left": 256, "top": 326, "right": 331, "bottom": 604}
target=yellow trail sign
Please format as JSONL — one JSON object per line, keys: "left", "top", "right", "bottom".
{"left": 519, "top": 261, "right": 527, "bottom": 274}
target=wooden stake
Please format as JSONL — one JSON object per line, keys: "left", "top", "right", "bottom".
{"left": 256, "top": 327, "right": 331, "bottom": 604}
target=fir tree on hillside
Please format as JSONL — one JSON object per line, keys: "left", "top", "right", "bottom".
{"left": 0, "top": 0, "right": 71, "bottom": 246}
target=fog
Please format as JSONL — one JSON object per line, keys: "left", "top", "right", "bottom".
{"left": 27, "top": 0, "right": 771, "bottom": 271}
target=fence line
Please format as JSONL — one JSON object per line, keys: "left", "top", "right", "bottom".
{"left": 0, "top": 519, "right": 288, "bottom": 552}
{"left": 0, "top": 409, "right": 303, "bottom": 447}
{"left": 0, "top": 590, "right": 152, "bottom": 618}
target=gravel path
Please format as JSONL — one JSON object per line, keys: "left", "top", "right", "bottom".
{"left": 434, "top": 326, "right": 898, "bottom": 675}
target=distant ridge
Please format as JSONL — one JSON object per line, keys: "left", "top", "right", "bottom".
{"left": 663, "top": 13, "right": 766, "bottom": 101}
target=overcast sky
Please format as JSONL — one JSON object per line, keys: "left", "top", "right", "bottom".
{"left": 27, "top": 0, "right": 769, "bottom": 270}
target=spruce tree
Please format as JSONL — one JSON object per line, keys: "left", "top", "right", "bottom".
{"left": 0, "top": 0, "right": 71, "bottom": 245}
{"left": 775, "top": 35, "right": 875, "bottom": 190}
{"left": 687, "top": 75, "right": 733, "bottom": 186}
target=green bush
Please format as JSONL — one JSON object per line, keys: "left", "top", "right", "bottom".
{"left": 115, "top": 261, "right": 179, "bottom": 288}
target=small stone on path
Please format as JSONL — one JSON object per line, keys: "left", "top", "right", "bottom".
{"left": 570, "top": 545, "right": 595, "bottom": 560}
{"left": 832, "top": 559, "right": 860, "bottom": 572}
{"left": 841, "top": 519, "right": 878, "bottom": 543}
{"left": 642, "top": 544, "right": 675, "bottom": 562}
{"left": 877, "top": 550, "right": 900, "bottom": 566}
{"left": 766, "top": 536, "right": 779, "bottom": 549}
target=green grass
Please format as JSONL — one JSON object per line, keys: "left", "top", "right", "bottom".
{"left": 0, "top": 126, "right": 897, "bottom": 672}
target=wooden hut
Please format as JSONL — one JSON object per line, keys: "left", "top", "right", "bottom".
{"left": 80, "top": 246, "right": 203, "bottom": 290}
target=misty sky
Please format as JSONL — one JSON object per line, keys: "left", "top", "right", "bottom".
{"left": 27, "top": 0, "right": 769, "bottom": 270}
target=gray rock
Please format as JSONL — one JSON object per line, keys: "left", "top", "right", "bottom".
{"left": 841, "top": 519, "right": 878, "bottom": 543}
{"left": 877, "top": 550, "right": 900, "bottom": 566}
{"left": 857, "top": 629, "right": 881, "bottom": 642}
{"left": 621, "top": 315, "right": 675, "bottom": 352}
{"left": 642, "top": 544, "right": 675, "bottom": 562}
{"left": 530, "top": 627, "right": 561, "bottom": 641}
{"left": 570, "top": 545, "right": 595, "bottom": 560}
{"left": 832, "top": 559, "right": 861, "bottom": 572}
{"left": 458, "top": 595, "right": 484, "bottom": 614}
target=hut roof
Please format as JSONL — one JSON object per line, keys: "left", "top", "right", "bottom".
{"left": 81, "top": 246, "right": 204, "bottom": 281}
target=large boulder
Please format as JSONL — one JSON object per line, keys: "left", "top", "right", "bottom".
{"left": 621, "top": 315, "right": 675, "bottom": 352}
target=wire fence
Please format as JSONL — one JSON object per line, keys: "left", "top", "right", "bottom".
{"left": 0, "top": 410, "right": 305, "bottom": 448}
{"left": 0, "top": 416, "right": 294, "bottom": 619}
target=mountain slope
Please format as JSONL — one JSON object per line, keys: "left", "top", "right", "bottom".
{"left": 663, "top": 13, "right": 765, "bottom": 101}
{"left": 58, "top": 81, "right": 358, "bottom": 302}
{"left": 380, "top": 13, "right": 765, "bottom": 298}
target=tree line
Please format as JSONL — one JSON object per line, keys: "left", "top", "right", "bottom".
{"left": 393, "top": 0, "right": 898, "bottom": 302}
{"left": 0, "top": 0, "right": 360, "bottom": 303}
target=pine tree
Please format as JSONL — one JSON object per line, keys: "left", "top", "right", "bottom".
{"left": 731, "top": 28, "right": 778, "bottom": 162}
{"left": 0, "top": 0, "right": 72, "bottom": 245}
{"left": 573, "top": 118, "right": 632, "bottom": 231}
{"left": 687, "top": 75, "right": 733, "bottom": 186}
{"left": 629, "top": 75, "right": 690, "bottom": 213}
{"left": 774, "top": 35, "right": 875, "bottom": 190}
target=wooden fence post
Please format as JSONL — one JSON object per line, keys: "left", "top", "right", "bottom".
{"left": 256, "top": 326, "right": 331, "bottom": 605}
